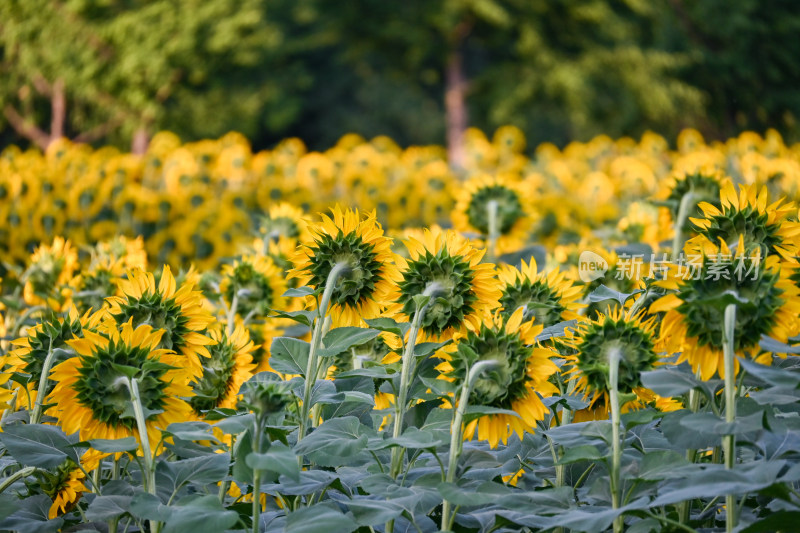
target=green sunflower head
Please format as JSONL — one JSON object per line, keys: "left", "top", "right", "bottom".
{"left": 238, "top": 376, "right": 291, "bottom": 419}
{"left": 304, "top": 231, "right": 382, "bottom": 308}
{"left": 466, "top": 184, "right": 525, "bottom": 235}
{"left": 190, "top": 334, "right": 240, "bottom": 414}
{"left": 330, "top": 336, "right": 393, "bottom": 376}
{"left": 223, "top": 262, "right": 276, "bottom": 317}
{"left": 74, "top": 338, "right": 173, "bottom": 431}
{"left": 663, "top": 172, "right": 722, "bottom": 219}
{"left": 571, "top": 313, "right": 658, "bottom": 395}
{"left": 500, "top": 278, "right": 565, "bottom": 328}
{"left": 447, "top": 325, "right": 531, "bottom": 408}
{"left": 675, "top": 253, "right": 783, "bottom": 352}
{"left": 16, "top": 314, "right": 83, "bottom": 394}
{"left": 397, "top": 249, "right": 479, "bottom": 337}
{"left": 111, "top": 293, "right": 189, "bottom": 352}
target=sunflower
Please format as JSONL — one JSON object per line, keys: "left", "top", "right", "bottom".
{"left": 107, "top": 265, "right": 214, "bottom": 379}
{"left": 190, "top": 325, "right": 257, "bottom": 415}
{"left": 70, "top": 256, "right": 126, "bottom": 314}
{"left": 95, "top": 236, "right": 148, "bottom": 270}
{"left": 562, "top": 308, "right": 661, "bottom": 408}
{"left": 48, "top": 319, "right": 194, "bottom": 449}
{"left": 438, "top": 308, "right": 558, "bottom": 448}
{"left": 289, "top": 206, "right": 400, "bottom": 327}
{"left": 497, "top": 259, "right": 584, "bottom": 328}
{"left": 219, "top": 255, "right": 287, "bottom": 320}
{"left": 655, "top": 170, "right": 723, "bottom": 222}
{"left": 389, "top": 227, "right": 502, "bottom": 341}
{"left": 37, "top": 459, "right": 88, "bottom": 519}
{"left": 688, "top": 181, "right": 800, "bottom": 260}
{"left": 5, "top": 308, "right": 104, "bottom": 409}
{"left": 23, "top": 237, "right": 78, "bottom": 310}
{"left": 651, "top": 237, "right": 800, "bottom": 380}
{"left": 451, "top": 173, "right": 532, "bottom": 254}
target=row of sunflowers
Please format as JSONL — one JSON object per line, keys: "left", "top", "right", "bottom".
{"left": 0, "top": 127, "right": 800, "bottom": 532}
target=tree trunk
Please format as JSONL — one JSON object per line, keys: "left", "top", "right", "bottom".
{"left": 445, "top": 21, "right": 472, "bottom": 172}
{"left": 131, "top": 127, "right": 149, "bottom": 155}
{"left": 50, "top": 79, "right": 66, "bottom": 141}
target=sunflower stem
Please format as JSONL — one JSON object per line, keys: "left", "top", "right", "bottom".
{"left": 678, "top": 367, "right": 705, "bottom": 525}
{"left": 487, "top": 199, "right": 500, "bottom": 262}
{"left": 0, "top": 466, "right": 36, "bottom": 493}
{"left": 671, "top": 192, "right": 695, "bottom": 261}
{"left": 252, "top": 418, "right": 264, "bottom": 533}
{"left": 124, "top": 377, "right": 159, "bottom": 533}
{"left": 441, "top": 360, "right": 500, "bottom": 531}
{"left": 227, "top": 293, "right": 239, "bottom": 336}
{"left": 297, "top": 262, "right": 349, "bottom": 452}
{"left": 389, "top": 283, "right": 440, "bottom": 479}
{"left": 30, "top": 337, "right": 55, "bottom": 424}
{"left": 722, "top": 303, "right": 738, "bottom": 533}
{"left": 608, "top": 347, "right": 623, "bottom": 533}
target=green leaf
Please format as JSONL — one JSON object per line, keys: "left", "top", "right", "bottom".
{"left": 129, "top": 491, "right": 172, "bottom": 522}
{"left": 283, "top": 286, "right": 316, "bottom": 298}
{"left": 165, "top": 453, "right": 230, "bottom": 489}
{"left": 165, "top": 421, "right": 220, "bottom": 443}
{"left": 369, "top": 427, "right": 445, "bottom": 450}
{"left": 320, "top": 327, "right": 380, "bottom": 357}
{"left": 86, "top": 495, "right": 132, "bottom": 521}
{"left": 285, "top": 504, "right": 358, "bottom": 533}
{"left": 293, "top": 417, "right": 375, "bottom": 467}
{"left": 213, "top": 413, "right": 255, "bottom": 435}
{"left": 636, "top": 450, "right": 692, "bottom": 481}
{"left": 463, "top": 405, "right": 521, "bottom": 425}
{"left": 740, "top": 511, "right": 800, "bottom": 532}
{"left": 269, "top": 337, "right": 310, "bottom": 375}
{"left": 0, "top": 494, "right": 64, "bottom": 533}
{"left": 588, "top": 285, "right": 635, "bottom": 305}
{"left": 246, "top": 442, "right": 300, "bottom": 481}
{"left": 162, "top": 495, "right": 238, "bottom": 533}
{"left": 438, "top": 481, "right": 513, "bottom": 506}
{"left": 271, "top": 310, "right": 316, "bottom": 327}
{"left": 536, "top": 320, "right": 579, "bottom": 342}
{"left": 640, "top": 368, "right": 701, "bottom": 397}
{"left": 345, "top": 499, "right": 406, "bottom": 526}
{"left": 556, "top": 444, "right": 603, "bottom": 465}
{"left": 364, "top": 317, "right": 410, "bottom": 338}
{"left": 414, "top": 341, "right": 450, "bottom": 357}
{"left": 0, "top": 424, "right": 77, "bottom": 468}
{"left": 88, "top": 436, "right": 139, "bottom": 453}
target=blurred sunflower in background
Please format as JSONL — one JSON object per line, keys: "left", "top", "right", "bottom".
{"left": 290, "top": 206, "right": 399, "bottom": 327}
{"left": 390, "top": 227, "right": 501, "bottom": 341}
{"left": 219, "top": 254, "right": 287, "bottom": 322}
{"left": 452, "top": 173, "right": 533, "bottom": 254}
{"left": 439, "top": 308, "right": 558, "bottom": 448}
{"left": 23, "top": 237, "right": 78, "bottom": 310}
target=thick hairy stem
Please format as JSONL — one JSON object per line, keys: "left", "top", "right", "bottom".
{"left": 679, "top": 367, "right": 705, "bottom": 524}
{"left": 390, "top": 284, "right": 441, "bottom": 478}
{"left": 124, "top": 378, "right": 158, "bottom": 533}
{"left": 0, "top": 466, "right": 37, "bottom": 493}
{"left": 30, "top": 338, "right": 56, "bottom": 424}
{"left": 722, "top": 304, "right": 737, "bottom": 533}
{"left": 671, "top": 192, "right": 695, "bottom": 261}
{"left": 252, "top": 421, "right": 263, "bottom": 533}
{"left": 226, "top": 293, "right": 239, "bottom": 337}
{"left": 441, "top": 361, "right": 500, "bottom": 530}
{"left": 609, "top": 347, "right": 623, "bottom": 533}
{"left": 297, "top": 263, "right": 349, "bottom": 448}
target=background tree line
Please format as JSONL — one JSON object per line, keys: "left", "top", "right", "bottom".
{"left": 1, "top": 0, "right": 798, "bottom": 156}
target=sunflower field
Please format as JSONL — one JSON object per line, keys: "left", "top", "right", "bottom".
{"left": 2, "top": 126, "right": 800, "bottom": 533}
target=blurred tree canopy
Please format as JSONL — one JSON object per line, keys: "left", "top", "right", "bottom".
{"left": 0, "top": 0, "right": 798, "bottom": 152}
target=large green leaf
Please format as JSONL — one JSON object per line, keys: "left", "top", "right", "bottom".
{"left": 162, "top": 495, "right": 239, "bottom": 533}
{"left": 319, "top": 327, "right": 380, "bottom": 357}
{"left": 293, "top": 417, "right": 375, "bottom": 467}
{"left": 269, "top": 337, "right": 311, "bottom": 375}
{"left": 0, "top": 424, "right": 79, "bottom": 468}
{"left": 246, "top": 442, "right": 300, "bottom": 481}
{"left": 284, "top": 504, "right": 358, "bottom": 533}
